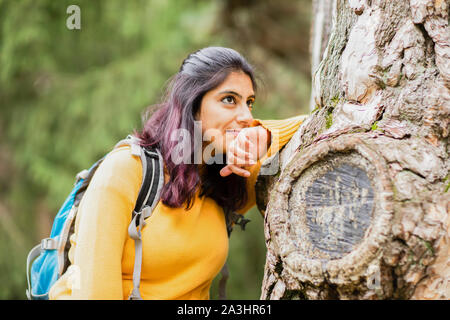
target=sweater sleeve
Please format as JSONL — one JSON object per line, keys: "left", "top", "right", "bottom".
{"left": 49, "top": 146, "right": 142, "bottom": 300}
{"left": 236, "top": 114, "right": 308, "bottom": 215}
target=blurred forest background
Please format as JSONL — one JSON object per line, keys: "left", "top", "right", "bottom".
{"left": 0, "top": 0, "right": 311, "bottom": 299}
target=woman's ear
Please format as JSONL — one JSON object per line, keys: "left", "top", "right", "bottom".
{"left": 194, "top": 109, "right": 201, "bottom": 121}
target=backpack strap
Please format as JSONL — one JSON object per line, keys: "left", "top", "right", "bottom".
{"left": 118, "top": 137, "right": 163, "bottom": 300}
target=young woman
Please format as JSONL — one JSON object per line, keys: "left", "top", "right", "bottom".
{"left": 49, "top": 47, "right": 307, "bottom": 300}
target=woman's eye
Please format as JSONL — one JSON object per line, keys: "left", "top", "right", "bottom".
{"left": 221, "top": 96, "right": 235, "bottom": 104}
{"left": 247, "top": 100, "right": 254, "bottom": 108}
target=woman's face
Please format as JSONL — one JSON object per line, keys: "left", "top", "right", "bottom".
{"left": 196, "top": 71, "right": 255, "bottom": 156}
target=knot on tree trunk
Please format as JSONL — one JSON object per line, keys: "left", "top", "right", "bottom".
{"left": 258, "top": 133, "right": 448, "bottom": 300}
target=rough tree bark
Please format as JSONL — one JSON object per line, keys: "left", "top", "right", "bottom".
{"left": 256, "top": 0, "right": 449, "bottom": 299}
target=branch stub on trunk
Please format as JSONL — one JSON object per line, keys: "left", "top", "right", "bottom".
{"left": 266, "top": 134, "right": 394, "bottom": 285}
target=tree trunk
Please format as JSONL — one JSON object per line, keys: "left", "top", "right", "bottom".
{"left": 256, "top": 0, "right": 449, "bottom": 300}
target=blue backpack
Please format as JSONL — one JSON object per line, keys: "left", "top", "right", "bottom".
{"left": 25, "top": 135, "right": 164, "bottom": 300}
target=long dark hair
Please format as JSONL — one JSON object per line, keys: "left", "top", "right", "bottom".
{"left": 134, "top": 47, "right": 258, "bottom": 211}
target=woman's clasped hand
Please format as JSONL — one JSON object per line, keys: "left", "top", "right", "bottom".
{"left": 220, "top": 125, "right": 270, "bottom": 178}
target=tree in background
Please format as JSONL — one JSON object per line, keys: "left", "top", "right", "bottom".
{"left": 257, "top": 0, "right": 449, "bottom": 299}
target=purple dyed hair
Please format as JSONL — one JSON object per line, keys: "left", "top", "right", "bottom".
{"left": 134, "top": 47, "right": 258, "bottom": 210}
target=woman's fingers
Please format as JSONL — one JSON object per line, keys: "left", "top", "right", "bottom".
{"left": 219, "top": 165, "right": 232, "bottom": 177}
{"left": 229, "top": 165, "right": 251, "bottom": 177}
{"left": 220, "top": 164, "right": 251, "bottom": 178}
{"left": 228, "top": 136, "right": 257, "bottom": 165}
{"left": 227, "top": 149, "right": 256, "bottom": 166}
{"left": 237, "top": 132, "right": 252, "bottom": 150}
{"left": 239, "top": 126, "right": 270, "bottom": 159}
{"left": 236, "top": 142, "right": 257, "bottom": 161}
{"left": 220, "top": 127, "right": 269, "bottom": 178}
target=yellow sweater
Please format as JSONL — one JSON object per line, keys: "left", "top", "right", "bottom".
{"left": 49, "top": 115, "right": 307, "bottom": 300}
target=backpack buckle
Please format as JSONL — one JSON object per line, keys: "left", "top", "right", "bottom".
{"left": 130, "top": 143, "right": 141, "bottom": 156}
{"left": 41, "top": 238, "right": 58, "bottom": 251}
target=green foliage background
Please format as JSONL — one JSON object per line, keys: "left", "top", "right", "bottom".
{"left": 0, "top": 0, "right": 311, "bottom": 299}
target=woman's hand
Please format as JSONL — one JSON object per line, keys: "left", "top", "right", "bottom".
{"left": 220, "top": 126, "right": 270, "bottom": 178}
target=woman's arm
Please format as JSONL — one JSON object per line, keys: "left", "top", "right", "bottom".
{"left": 221, "top": 114, "right": 308, "bottom": 178}
{"left": 228, "top": 114, "right": 309, "bottom": 215}
{"left": 49, "top": 146, "right": 142, "bottom": 300}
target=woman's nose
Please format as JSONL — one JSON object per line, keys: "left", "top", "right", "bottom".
{"left": 236, "top": 104, "right": 253, "bottom": 126}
